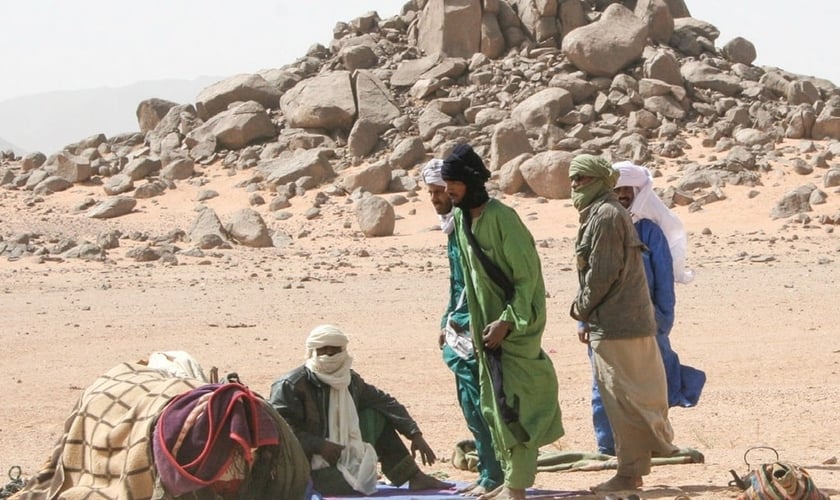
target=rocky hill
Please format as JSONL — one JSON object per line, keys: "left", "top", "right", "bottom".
{"left": 1, "top": 0, "right": 839, "bottom": 264}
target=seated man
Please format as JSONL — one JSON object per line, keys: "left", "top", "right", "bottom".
{"left": 269, "top": 324, "right": 451, "bottom": 496}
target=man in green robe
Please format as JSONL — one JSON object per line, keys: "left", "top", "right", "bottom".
{"left": 422, "top": 159, "right": 503, "bottom": 496}
{"left": 441, "top": 144, "right": 564, "bottom": 500}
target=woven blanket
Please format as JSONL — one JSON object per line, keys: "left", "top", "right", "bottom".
{"left": 13, "top": 362, "right": 203, "bottom": 499}
{"left": 12, "top": 363, "right": 311, "bottom": 500}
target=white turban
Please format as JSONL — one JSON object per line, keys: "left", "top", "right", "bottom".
{"left": 305, "top": 324, "right": 349, "bottom": 360}
{"left": 421, "top": 159, "right": 446, "bottom": 187}
{"left": 421, "top": 158, "right": 455, "bottom": 234}
{"left": 614, "top": 161, "right": 695, "bottom": 284}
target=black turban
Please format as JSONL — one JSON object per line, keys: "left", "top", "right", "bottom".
{"left": 442, "top": 144, "right": 490, "bottom": 184}
{"left": 441, "top": 144, "right": 490, "bottom": 210}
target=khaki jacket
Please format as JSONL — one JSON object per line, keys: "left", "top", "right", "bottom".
{"left": 572, "top": 192, "right": 657, "bottom": 341}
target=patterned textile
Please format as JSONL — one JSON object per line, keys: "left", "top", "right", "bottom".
{"left": 738, "top": 462, "right": 829, "bottom": 500}
{"left": 152, "top": 383, "right": 279, "bottom": 496}
{"left": 13, "top": 363, "right": 204, "bottom": 500}
{"left": 13, "top": 363, "right": 312, "bottom": 500}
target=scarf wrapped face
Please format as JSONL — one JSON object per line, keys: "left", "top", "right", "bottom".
{"left": 569, "top": 154, "right": 619, "bottom": 211}
{"left": 441, "top": 143, "right": 490, "bottom": 210}
{"left": 305, "top": 324, "right": 351, "bottom": 375}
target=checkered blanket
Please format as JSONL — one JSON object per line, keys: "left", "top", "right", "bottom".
{"left": 12, "top": 362, "right": 311, "bottom": 500}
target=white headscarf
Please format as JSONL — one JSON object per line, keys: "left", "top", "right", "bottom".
{"left": 614, "top": 161, "right": 695, "bottom": 284}
{"left": 304, "top": 325, "right": 377, "bottom": 495}
{"left": 421, "top": 159, "right": 455, "bottom": 235}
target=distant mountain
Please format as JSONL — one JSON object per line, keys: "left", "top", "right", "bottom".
{"left": 0, "top": 135, "right": 24, "bottom": 155}
{"left": 0, "top": 76, "right": 222, "bottom": 156}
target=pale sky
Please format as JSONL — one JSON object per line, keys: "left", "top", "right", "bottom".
{"left": 1, "top": 0, "right": 838, "bottom": 101}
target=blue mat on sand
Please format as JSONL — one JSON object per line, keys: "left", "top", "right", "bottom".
{"left": 315, "top": 482, "right": 589, "bottom": 499}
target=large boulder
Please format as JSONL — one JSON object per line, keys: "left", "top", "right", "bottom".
{"left": 195, "top": 74, "right": 281, "bottom": 120}
{"left": 136, "top": 98, "right": 179, "bottom": 134}
{"left": 87, "top": 196, "right": 137, "bottom": 219}
{"left": 280, "top": 71, "right": 356, "bottom": 130}
{"left": 193, "top": 101, "right": 276, "bottom": 151}
{"left": 562, "top": 4, "right": 649, "bottom": 77}
{"left": 770, "top": 184, "right": 816, "bottom": 219}
{"left": 490, "top": 120, "right": 533, "bottom": 172}
{"left": 722, "top": 37, "right": 757, "bottom": 65}
{"left": 418, "top": 0, "right": 481, "bottom": 58}
{"left": 226, "top": 208, "right": 272, "bottom": 248}
{"left": 634, "top": 0, "right": 674, "bottom": 44}
{"left": 681, "top": 61, "right": 743, "bottom": 96}
{"left": 354, "top": 70, "right": 400, "bottom": 133}
{"left": 356, "top": 196, "right": 395, "bottom": 237}
{"left": 341, "top": 161, "right": 392, "bottom": 194}
{"left": 54, "top": 152, "right": 93, "bottom": 183}
{"left": 258, "top": 148, "right": 335, "bottom": 187}
{"left": 511, "top": 88, "right": 574, "bottom": 129}
{"left": 812, "top": 104, "right": 840, "bottom": 140}
{"left": 188, "top": 207, "right": 228, "bottom": 245}
{"left": 519, "top": 151, "right": 574, "bottom": 199}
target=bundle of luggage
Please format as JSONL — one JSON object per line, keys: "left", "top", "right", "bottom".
{"left": 10, "top": 353, "right": 311, "bottom": 500}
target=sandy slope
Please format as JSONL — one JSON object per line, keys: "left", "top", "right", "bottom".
{"left": 0, "top": 141, "right": 838, "bottom": 498}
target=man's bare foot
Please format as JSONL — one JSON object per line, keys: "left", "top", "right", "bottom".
{"left": 463, "top": 483, "right": 491, "bottom": 497}
{"left": 408, "top": 470, "right": 451, "bottom": 490}
{"left": 478, "top": 485, "right": 525, "bottom": 500}
{"left": 590, "top": 474, "right": 642, "bottom": 492}
{"left": 478, "top": 485, "right": 503, "bottom": 499}
{"left": 457, "top": 480, "right": 479, "bottom": 493}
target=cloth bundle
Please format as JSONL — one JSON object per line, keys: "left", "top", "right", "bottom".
{"left": 737, "top": 462, "right": 829, "bottom": 500}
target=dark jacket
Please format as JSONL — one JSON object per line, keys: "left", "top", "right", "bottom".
{"left": 268, "top": 365, "right": 421, "bottom": 458}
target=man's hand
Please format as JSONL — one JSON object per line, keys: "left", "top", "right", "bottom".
{"left": 438, "top": 328, "right": 445, "bottom": 349}
{"left": 577, "top": 324, "right": 590, "bottom": 344}
{"left": 321, "top": 440, "right": 345, "bottom": 466}
{"left": 482, "top": 320, "right": 512, "bottom": 350}
{"left": 410, "top": 433, "right": 437, "bottom": 466}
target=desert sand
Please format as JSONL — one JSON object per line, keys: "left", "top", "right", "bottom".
{"left": 0, "top": 140, "right": 838, "bottom": 499}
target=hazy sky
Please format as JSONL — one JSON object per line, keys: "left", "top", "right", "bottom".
{"left": 1, "top": 0, "right": 838, "bottom": 102}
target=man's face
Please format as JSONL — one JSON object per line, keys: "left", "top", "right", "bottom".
{"left": 427, "top": 184, "right": 452, "bottom": 215}
{"left": 570, "top": 174, "right": 594, "bottom": 191}
{"left": 614, "top": 186, "right": 635, "bottom": 209}
{"left": 315, "top": 346, "right": 343, "bottom": 357}
{"left": 445, "top": 180, "right": 467, "bottom": 205}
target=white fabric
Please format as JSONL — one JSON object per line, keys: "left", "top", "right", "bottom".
{"left": 614, "top": 161, "right": 695, "bottom": 284}
{"left": 421, "top": 159, "right": 446, "bottom": 187}
{"left": 146, "top": 351, "right": 208, "bottom": 381}
{"left": 422, "top": 159, "right": 456, "bottom": 235}
{"left": 439, "top": 213, "right": 455, "bottom": 235}
{"left": 304, "top": 325, "right": 378, "bottom": 495}
{"left": 444, "top": 290, "right": 473, "bottom": 359}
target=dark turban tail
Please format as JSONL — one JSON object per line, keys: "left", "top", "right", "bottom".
{"left": 441, "top": 144, "right": 490, "bottom": 210}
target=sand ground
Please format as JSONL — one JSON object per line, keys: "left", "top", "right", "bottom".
{"left": 0, "top": 141, "right": 838, "bottom": 499}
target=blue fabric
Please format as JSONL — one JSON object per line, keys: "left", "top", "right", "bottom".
{"left": 590, "top": 219, "right": 706, "bottom": 454}
{"left": 588, "top": 345, "right": 615, "bottom": 455}
{"left": 637, "top": 219, "right": 675, "bottom": 337}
